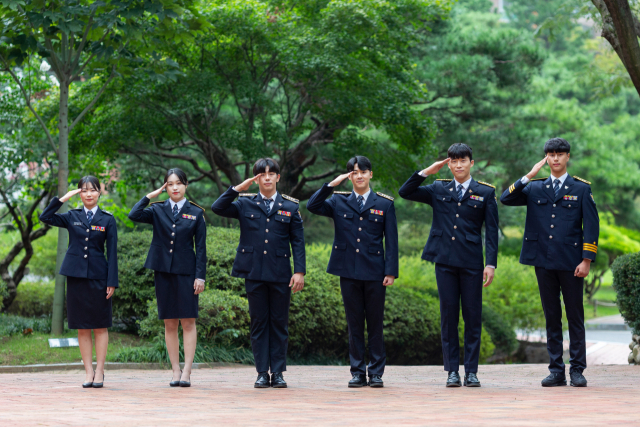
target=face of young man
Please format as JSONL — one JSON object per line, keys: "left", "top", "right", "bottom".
{"left": 257, "top": 166, "right": 280, "bottom": 195}
{"left": 447, "top": 156, "right": 474, "bottom": 182}
{"left": 350, "top": 163, "right": 372, "bottom": 193}
{"left": 546, "top": 151, "right": 570, "bottom": 176}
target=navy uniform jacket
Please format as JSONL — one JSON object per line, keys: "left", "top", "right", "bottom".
{"left": 398, "top": 173, "right": 499, "bottom": 270}
{"left": 211, "top": 187, "right": 306, "bottom": 281}
{"left": 500, "top": 175, "right": 599, "bottom": 271}
{"left": 39, "top": 197, "right": 118, "bottom": 288}
{"left": 306, "top": 184, "right": 399, "bottom": 281}
{"left": 128, "top": 197, "right": 207, "bottom": 279}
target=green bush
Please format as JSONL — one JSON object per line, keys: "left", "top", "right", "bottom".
{"left": 612, "top": 252, "right": 640, "bottom": 334}
{"left": 6, "top": 281, "right": 55, "bottom": 317}
{"left": 0, "top": 313, "right": 53, "bottom": 336}
{"left": 458, "top": 314, "right": 495, "bottom": 364}
{"left": 481, "top": 304, "right": 518, "bottom": 355}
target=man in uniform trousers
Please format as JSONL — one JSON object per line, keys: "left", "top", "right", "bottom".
{"left": 500, "top": 137, "right": 599, "bottom": 388}
{"left": 211, "top": 158, "right": 305, "bottom": 388}
{"left": 398, "top": 143, "right": 499, "bottom": 388}
{"left": 307, "top": 156, "right": 398, "bottom": 388}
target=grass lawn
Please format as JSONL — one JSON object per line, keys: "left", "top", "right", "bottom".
{"left": 583, "top": 282, "right": 620, "bottom": 321}
{"left": 0, "top": 331, "right": 150, "bottom": 366}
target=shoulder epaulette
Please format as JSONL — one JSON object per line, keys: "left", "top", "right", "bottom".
{"left": 376, "top": 192, "right": 394, "bottom": 201}
{"left": 239, "top": 193, "right": 256, "bottom": 197}
{"left": 477, "top": 181, "right": 495, "bottom": 189}
{"left": 282, "top": 194, "right": 299, "bottom": 204}
{"left": 190, "top": 202, "right": 205, "bottom": 212}
{"left": 333, "top": 191, "right": 351, "bottom": 195}
{"left": 149, "top": 200, "right": 164, "bottom": 205}
{"left": 101, "top": 209, "right": 113, "bottom": 216}
{"left": 436, "top": 179, "right": 452, "bottom": 182}
{"left": 573, "top": 176, "right": 591, "bottom": 185}
{"left": 531, "top": 177, "right": 547, "bottom": 181}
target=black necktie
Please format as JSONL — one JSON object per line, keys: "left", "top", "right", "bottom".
{"left": 172, "top": 204, "right": 179, "bottom": 219}
{"left": 553, "top": 179, "right": 561, "bottom": 197}
{"left": 86, "top": 210, "right": 93, "bottom": 223}
{"left": 265, "top": 198, "right": 273, "bottom": 214}
{"left": 457, "top": 184, "right": 464, "bottom": 200}
{"left": 357, "top": 195, "right": 364, "bottom": 211}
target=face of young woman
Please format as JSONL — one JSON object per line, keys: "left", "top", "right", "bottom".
{"left": 166, "top": 174, "right": 187, "bottom": 202}
{"left": 79, "top": 183, "right": 100, "bottom": 210}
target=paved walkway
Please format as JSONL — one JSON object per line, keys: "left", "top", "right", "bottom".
{"left": 1, "top": 364, "right": 639, "bottom": 426}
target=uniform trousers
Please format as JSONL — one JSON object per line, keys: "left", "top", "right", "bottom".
{"left": 435, "top": 263, "right": 484, "bottom": 373}
{"left": 339, "top": 277, "right": 387, "bottom": 377}
{"left": 245, "top": 280, "right": 291, "bottom": 373}
{"left": 534, "top": 267, "right": 586, "bottom": 373}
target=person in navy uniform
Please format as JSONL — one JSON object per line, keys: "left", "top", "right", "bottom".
{"left": 128, "top": 168, "right": 206, "bottom": 388}
{"left": 39, "top": 176, "right": 117, "bottom": 389}
{"left": 398, "top": 143, "right": 498, "bottom": 388}
{"left": 211, "top": 158, "right": 305, "bottom": 389}
{"left": 500, "top": 138, "right": 598, "bottom": 388}
{"left": 307, "top": 156, "right": 398, "bottom": 388}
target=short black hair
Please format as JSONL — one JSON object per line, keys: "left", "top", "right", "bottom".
{"left": 544, "top": 137, "right": 571, "bottom": 154}
{"left": 346, "top": 156, "right": 372, "bottom": 172}
{"left": 447, "top": 143, "right": 473, "bottom": 161}
{"left": 164, "top": 168, "right": 188, "bottom": 185}
{"left": 253, "top": 158, "right": 280, "bottom": 175}
{"left": 77, "top": 176, "right": 101, "bottom": 192}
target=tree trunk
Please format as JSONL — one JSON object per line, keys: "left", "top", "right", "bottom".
{"left": 51, "top": 81, "right": 70, "bottom": 335}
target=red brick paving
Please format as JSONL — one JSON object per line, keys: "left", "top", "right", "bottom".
{"left": 1, "top": 364, "right": 638, "bottom": 426}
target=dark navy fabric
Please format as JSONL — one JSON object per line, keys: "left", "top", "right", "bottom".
{"left": 306, "top": 184, "right": 399, "bottom": 280}
{"left": 211, "top": 187, "right": 306, "bottom": 280}
{"left": 398, "top": 172, "right": 499, "bottom": 269}
{"left": 339, "top": 277, "right": 387, "bottom": 377}
{"left": 66, "top": 277, "right": 112, "bottom": 329}
{"left": 499, "top": 175, "right": 599, "bottom": 270}
{"left": 435, "top": 264, "right": 484, "bottom": 373}
{"left": 154, "top": 271, "right": 199, "bottom": 320}
{"left": 245, "top": 280, "right": 291, "bottom": 373}
{"left": 39, "top": 197, "right": 118, "bottom": 288}
{"left": 128, "top": 197, "right": 207, "bottom": 279}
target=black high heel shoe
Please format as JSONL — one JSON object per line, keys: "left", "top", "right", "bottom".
{"left": 82, "top": 373, "right": 94, "bottom": 388}
{"left": 92, "top": 372, "right": 104, "bottom": 388}
{"left": 179, "top": 372, "right": 191, "bottom": 387}
{"left": 170, "top": 370, "right": 182, "bottom": 387}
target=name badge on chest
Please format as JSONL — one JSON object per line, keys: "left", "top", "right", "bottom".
{"left": 73, "top": 222, "right": 83, "bottom": 226}
{"left": 182, "top": 214, "right": 197, "bottom": 221}
{"left": 91, "top": 225, "right": 105, "bottom": 232}
{"left": 277, "top": 210, "right": 291, "bottom": 217}
{"left": 370, "top": 209, "right": 384, "bottom": 216}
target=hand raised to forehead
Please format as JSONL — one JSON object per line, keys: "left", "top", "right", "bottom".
{"left": 526, "top": 155, "right": 548, "bottom": 180}
{"left": 147, "top": 183, "right": 167, "bottom": 199}
{"left": 234, "top": 174, "right": 264, "bottom": 193}
{"left": 420, "top": 158, "right": 450, "bottom": 176}
{"left": 59, "top": 188, "right": 83, "bottom": 203}
{"left": 329, "top": 171, "right": 353, "bottom": 187}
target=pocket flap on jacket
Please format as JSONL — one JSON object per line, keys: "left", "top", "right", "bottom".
{"left": 564, "top": 237, "right": 580, "bottom": 247}
{"left": 466, "top": 234, "right": 481, "bottom": 243}
{"left": 368, "top": 245, "right": 383, "bottom": 254}
{"left": 332, "top": 242, "right": 347, "bottom": 250}
{"left": 275, "top": 215, "right": 291, "bottom": 223}
{"left": 339, "top": 212, "right": 354, "bottom": 219}
{"left": 438, "top": 195, "right": 452, "bottom": 202}
{"left": 276, "top": 250, "right": 291, "bottom": 257}
{"left": 534, "top": 198, "right": 548, "bottom": 205}
{"left": 431, "top": 229, "right": 443, "bottom": 236}
{"left": 237, "top": 246, "right": 254, "bottom": 253}
{"left": 245, "top": 212, "right": 260, "bottom": 219}
{"left": 524, "top": 232, "right": 538, "bottom": 241}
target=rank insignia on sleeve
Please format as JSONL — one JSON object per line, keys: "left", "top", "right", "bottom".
{"left": 470, "top": 195, "right": 484, "bottom": 202}
{"left": 370, "top": 209, "right": 384, "bottom": 216}
{"left": 563, "top": 195, "right": 578, "bottom": 201}
{"left": 91, "top": 225, "right": 105, "bottom": 232}
{"left": 182, "top": 214, "right": 197, "bottom": 221}
{"left": 591, "top": 193, "right": 595, "bottom": 204}
{"left": 277, "top": 210, "right": 291, "bottom": 217}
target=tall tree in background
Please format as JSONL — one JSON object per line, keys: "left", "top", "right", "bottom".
{"left": 0, "top": 0, "right": 193, "bottom": 334}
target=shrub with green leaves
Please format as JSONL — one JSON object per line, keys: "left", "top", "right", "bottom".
{"left": 6, "top": 281, "right": 55, "bottom": 317}
{"left": 0, "top": 313, "right": 53, "bottom": 337}
{"left": 612, "top": 252, "right": 640, "bottom": 334}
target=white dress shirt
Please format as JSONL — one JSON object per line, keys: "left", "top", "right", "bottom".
{"left": 353, "top": 188, "right": 371, "bottom": 204}
{"left": 259, "top": 191, "right": 279, "bottom": 211}
{"left": 83, "top": 205, "right": 98, "bottom": 218}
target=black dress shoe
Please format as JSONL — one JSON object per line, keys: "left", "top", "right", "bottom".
{"left": 170, "top": 370, "right": 182, "bottom": 387}
{"left": 179, "top": 374, "right": 191, "bottom": 388}
{"left": 369, "top": 375, "right": 384, "bottom": 388}
{"left": 348, "top": 373, "right": 368, "bottom": 388}
{"left": 464, "top": 372, "right": 481, "bottom": 387}
{"left": 92, "top": 373, "right": 104, "bottom": 389}
{"left": 446, "top": 371, "right": 462, "bottom": 387}
{"left": 569, "top": 370, "right": 587, "bottom": 387}
{"left": 541, "top": 372, "right": 567, "bottom": 387}
{"left": 254, "top": 372, "right": 270, "bottom": 388}
{"left": 271, "top": 372, "right": 287, "bottom": 388}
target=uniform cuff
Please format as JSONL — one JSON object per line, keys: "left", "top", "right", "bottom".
{"left": 520, "top": 176, "right": 530, "bottom": 185}
{"left": 486, "top": 265, "right": 496, "bottom": 269}
{"left": 196, "top": 278, "right": 205, "bottom": 283}
{"left": 418, "top": 171, "right": 428, "bottom": 177}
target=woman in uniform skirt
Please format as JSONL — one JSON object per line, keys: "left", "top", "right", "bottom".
{"left": 39, "top": 176, "right": 118, "bottom": 388}
{"left": 128, "top": 168, "right": 207, "bottom": 387}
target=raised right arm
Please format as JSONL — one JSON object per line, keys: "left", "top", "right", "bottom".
{"left": 211, "top": 186, "right": 242, "bottom": 219}
{"left": 398, "top": 172, "right": 435, "bottom": 205}
{"left": 39, "top": 197, "right": 71, "bottom": 228}
{"left": 306, "top": 184, "right": 336, "bottom": 218}
{"left": 128, "top": 196, "right": 155, "bottom": 224}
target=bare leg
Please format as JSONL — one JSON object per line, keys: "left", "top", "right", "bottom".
{"left": 164, "top": 319, "right": 181, "bottom": 381}
{"left": 77, "top": 329, "right": 94, "bottom": 382}
{"left": 180, "top": 318, "right": 197, "bottom": 382}
{"left": 93, "top": 328, "right": 109, "bottom": 382}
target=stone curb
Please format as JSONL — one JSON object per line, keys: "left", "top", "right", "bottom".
{"left": 0, "top": 361, "right": 248, "bottom": 374}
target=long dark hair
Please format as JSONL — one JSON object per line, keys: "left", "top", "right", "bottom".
{"left": 164, "top": 168, "right": 189, "bottom": 185}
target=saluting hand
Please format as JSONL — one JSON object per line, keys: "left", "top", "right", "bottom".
{"left": 59, "top": 188, "right": 82, "bottom": 203}
{"left": 526, "top": 155, "right": 548, "bottom": 180}
{"left": 329, "top": 171, "right": 353, "bottom": 187}
{"left": 290, "top": 272, "right": 304, "bottom": 293}
{"left": 234, "top": 174, "right": 263, "bottom": 193}
{"left": 147, "top": 183, "right": 167, "bottom": 199}
{"left": 420, "top": 158, "right": 450, "bottom": 176}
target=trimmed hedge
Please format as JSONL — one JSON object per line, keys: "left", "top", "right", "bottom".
{"left": 612, "top": 252, "right": 640, "bottom": 334}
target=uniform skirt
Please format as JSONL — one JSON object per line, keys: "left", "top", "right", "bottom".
{"left": 154, "top": 271, "right": 199, "bottom": 319}
{"left": 66, "top": 276, "right": 112, "bottom": 330}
